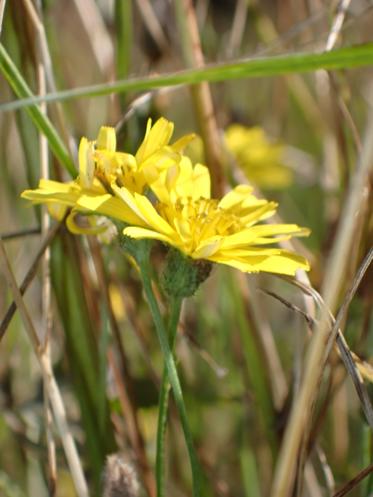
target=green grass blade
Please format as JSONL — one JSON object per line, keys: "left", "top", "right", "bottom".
{"left": 0, "top": 43, "right": 76, "bottom": 177}
{"left": 240, "top": 446, "right": 262, "bottom": 497}
{"left": 1, "top": 43, "right": 373, "bottom": 112}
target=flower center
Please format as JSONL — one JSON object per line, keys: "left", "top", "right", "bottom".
{"left": 157, "top": 197, "right": 243, "bottom": 253}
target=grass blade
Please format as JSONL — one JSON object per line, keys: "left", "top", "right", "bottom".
{"left": 1, "top": 43, "right": 373, "bottom": 112}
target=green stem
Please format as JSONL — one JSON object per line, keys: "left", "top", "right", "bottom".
{"left": 138, "top": 259, "right": 201, "bottom": 497}
{"left": 156, "top": 296, "right": 182, "bottom": 497}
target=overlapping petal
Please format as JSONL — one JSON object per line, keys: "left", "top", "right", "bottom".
{"left": 150, "top": 157, "right": 210, "bottom": 204}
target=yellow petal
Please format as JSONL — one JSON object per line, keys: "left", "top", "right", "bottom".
{"left": 111, "top": 185, "right": 175, "bottom": 235}
{"left": 77, "top": 193, "right": 112, "bottom": 210}
{"left": 111, "top": 185, "right": 148, "bottom": 223}
{"left": 151, "top": 158, "right": 211, "bottom": 203}
{"left": 218, "top": 185, "right": 254, "bottom": 210}
{"left": 144, "top": 147, "right": 180, "bottom": 166}
{"left": 210, "top": 250, "right": 310, "bottom": 275}
{"left": 149, "top": 164, "right": 180, "bottom": 203}
{"left": 193, "top": 236, "right": 223, "bottom": 258}
{"left": 192, "top": 163, "right": 211, "bottom": 199}
{"left": 217, "top": 247, "right": 282, "bottom": 257}
{"left": 174, "top": 216, "right": 191, "bottom": 242}
{"left": 220, "top": 230, "right": 258, "bottom": 249}
{"left": 123, "top": 226, "right": 175, "bottom": 245}
{"left": 247, "top": 224, "right": 310, "bottom": 239}
{"left": 21, "top": 180, "right": 81, "bottom": 206}
{"left": 77, "top": 192, "right": 145, "bottom": 226}
{"left": 133, "top": 193, "right": 175, "bottom": 236}
{"left": 173, "top": 158, "right": 211, "bottom": 200}
{"left": 240, "top": 202, "right": 277, "bottom": 226}
{"left": 170, "top": 133, "right": 196, "bottom": 152}
{"left": 96, "top": 126, "right": 116, "bottom": 151}
{"left": 79, "top": 137, "right": 95, "bottom": 188}
{"left": 136, "top": 117, "right": 174, "bottom": 164}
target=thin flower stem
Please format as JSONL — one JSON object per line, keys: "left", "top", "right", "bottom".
{"left": 156, "top": 296, "right": 183, "bottom": 497}
{"left": 138, "top": 260, "right": 201, "bottom": 497}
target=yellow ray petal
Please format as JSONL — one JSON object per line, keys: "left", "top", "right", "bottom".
{"left": 96, "top": 126, "right": 116, "bottom": 151}
{"left": 211, "top": 250, "right": 309, "bottom": 275}
{"left": 77, "top": 193, "right": 112, "bottom": 210}
{"left": 192, "top": 163, "right": 211, "bottom": 199}
{"left": 192, "top": 236, "right": 223, "bottom": 258}
{"left": 21, "top": 180, "right": 81, "bottom": 206}
{"left": 220, "top": 230, "right": 259, "bottom": 249}
{"left": 136, "top": 117, "right": 174, "bottom": 163}
{"left": 111, "top": 185, "right": 149, "bottom": 222}
{"left": 218, "top": 184, "right": 254, "bottom": 210}
{"left": 240, "top": 202, "right": 277, "bottom": 226}
{"left": 133, "top": 193, "right": 175, "bottom": 236}
{"left": 123, "top": 226, "right": 175, "bottom": 245}
{"left": 79, "top": 137, "right": 95, "bottom": 188}
{"left": 170, "top": 133, "right": 196, "bottom": 152}
{"left": 248, "top": 224, "right": 309, "bottom": 237}
{"left": 175, "top": 159, "right": 210, "bottom": 200}
{"left": 77, "top": 193, "right": 145, "bottom": 226}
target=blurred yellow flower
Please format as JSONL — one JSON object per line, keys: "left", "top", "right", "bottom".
{"left": 225, "top": 125, "right": 293, "bottom": 189}
{"left": 118, "top": 158, "right": 309, "bottom": 276}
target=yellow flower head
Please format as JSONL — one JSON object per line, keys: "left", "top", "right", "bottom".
{"left": 225, "top": 124, "right": 293, "bottom": 189}
{"left": 118, "top": 159, "right": 310, "bottom": 276}
{"left": 80, "top": 118, "right": 195, "bottom": 193}
{"left": 21, "top": 118, "right": 194, "bottom": 234}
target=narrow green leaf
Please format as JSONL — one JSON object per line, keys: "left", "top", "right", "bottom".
{"left": 240, "top": 447, "right": 262, "bottom": 497}
{"left": 1, "top": 43, "right": 373, "bottom": 112}
{"left": 0, "top": 44, "right": 76, "bottom": 176}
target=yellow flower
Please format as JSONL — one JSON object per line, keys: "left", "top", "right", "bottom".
{"left": 21, "top": 118, "right": 194, "bottom": 234}
{"left": 117, "top": 159, "right": 310, "bottom": 276}
{"left": 225, "top": 125, "right": 293, "bottom": 189}
{"left": 81, "top": 118, "right": 195, "bottom": 193}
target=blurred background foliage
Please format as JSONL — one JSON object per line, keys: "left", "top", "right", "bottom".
{"left": 0, "top": 1, "right": 373, "bottom": 496}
